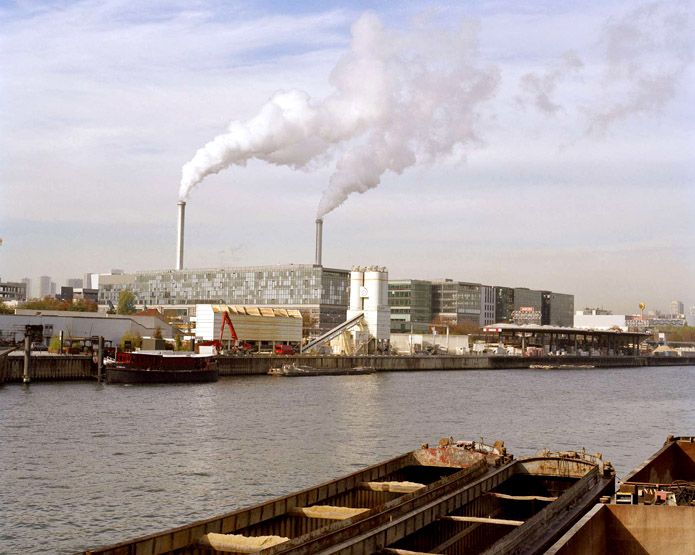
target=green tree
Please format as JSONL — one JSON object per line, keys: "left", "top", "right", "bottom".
{"left": 116, "top": 290, "right": 137, "bottom": 315}
{"left": 0, "top": 302, "right": 14, "bottom": 314}
{"left": 19, "top": 297, "right": 70, "bottom": 311}
{"left": 68, "top": 299, "right": 98, "bottom": 312}
{"left": 48, "top": 336, "right": 62, "bottom": 353}
{"left": 120, "top": 331, "right": 142, "bottom": 349}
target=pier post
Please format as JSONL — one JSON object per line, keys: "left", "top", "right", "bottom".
{"left": 23, "top": 336, "right": 31, "bottom": 384}
{"left": 97, "top": 336, "right": 104, "bottom": 382}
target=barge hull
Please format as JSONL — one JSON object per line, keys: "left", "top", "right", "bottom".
{"left": 106, "top": 368, "right": 219, "bottom": 384}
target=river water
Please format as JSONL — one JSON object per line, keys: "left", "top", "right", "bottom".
{"left": 1, "top": 365, "right": 694, "bottom": 554}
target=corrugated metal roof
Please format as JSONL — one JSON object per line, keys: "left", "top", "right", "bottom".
{"left": 210, "top": 305, "right": 302, "bottom": 319}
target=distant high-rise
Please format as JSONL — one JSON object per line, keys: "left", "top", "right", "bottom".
{"left": 671, "top": 300, "right": 684, "bottom": 317}
{"left": 39, "top": 276, "right": 51, "bottom": 298}
{"left": 21, "top": 277, "right": 32, "bottom": 299}
{"left": 50, "top": 281, "right": 56, "bottom": 296}
{"left": 83, "top": 273, "right": 100, "bottom": 289}
{"left": 66, "top": 278, "right": 84, "bottom": 288}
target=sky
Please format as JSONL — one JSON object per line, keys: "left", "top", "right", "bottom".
{"left": 0, "top": 0, "right": 693, "bottom": 314}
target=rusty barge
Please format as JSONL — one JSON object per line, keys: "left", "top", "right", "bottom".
{"left": 106, "top": 351, "right": 218, "bottom": 384}
{"left": 83, "top": 439, "right": 616, "bottom": 555}
{"left": 547, "top": 435, "right": 695, "bottom": 554}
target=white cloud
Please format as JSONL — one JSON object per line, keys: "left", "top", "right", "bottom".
{"left": 0, "top": 1, "right": 692, "bottom": 311}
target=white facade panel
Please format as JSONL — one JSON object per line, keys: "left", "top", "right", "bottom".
{"left": 573, "top": 313, "right": 627, "bottom": 331}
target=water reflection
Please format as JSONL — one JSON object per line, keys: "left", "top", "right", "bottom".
{"left": 0, "top": 366, "right": 693, "bottom": 554}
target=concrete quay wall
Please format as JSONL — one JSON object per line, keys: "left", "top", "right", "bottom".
{"left": 217, "top": 354, "right": 695, "bottom": 376}
{"left": 1, "top": 353, "right": 693, "bottom": 382}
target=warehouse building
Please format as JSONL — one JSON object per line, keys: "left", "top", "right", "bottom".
{"left": 0, "top": 310, "right": 176, "bottom": 346}
{"left": 195, "top": 304, "right": 302, "bottom": 348}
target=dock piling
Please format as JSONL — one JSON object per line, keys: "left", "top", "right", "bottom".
{"left": 23, "top": 336, "right": 31, "bottom": 384}
{"left": 97, "top": 336, "right": 104, "bottom": 383}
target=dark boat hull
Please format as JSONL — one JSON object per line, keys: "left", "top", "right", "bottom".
{"left": 107, "top": 367, "right": 219, "bottom": 384}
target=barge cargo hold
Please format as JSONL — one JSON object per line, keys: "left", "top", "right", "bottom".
{"left": 547, "top": 436, "right": 695, "bottom": 554}
{"left": 83, "top": 439, "right": 509, "bottom": 554}
{"left": 83, "top": 441, "right": 614, "bottom": 555}
{"left": 106, "top": 351, "right": 218, "bottom": 384}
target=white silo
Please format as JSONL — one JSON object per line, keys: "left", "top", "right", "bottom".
{"left": 363, "top": 266, "right": 390, "bottom": 342}
{"left": 349, "top": 267, "right": 364, "bottom": 313}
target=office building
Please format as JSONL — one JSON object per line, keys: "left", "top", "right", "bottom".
{"left": 480, "top": 285, "right": 496, "bottom": 326}
{"left": 388, "top": 279, "right": 433, "bottom": 332}
{"left": 494, "top": 286, "right": 515, "bottom": 323}
{"left": 0, "top": 281, "right": 28, "bottom": 302}
{"left": 431, "top": 280, "right": 482, "bottom": 326}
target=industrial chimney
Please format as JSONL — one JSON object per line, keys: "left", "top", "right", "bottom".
{"left": 314, "top": 218, "right": 323, "bottom": 267}
{"left": 176, "top": 201, "right": 186, "bottom": 271}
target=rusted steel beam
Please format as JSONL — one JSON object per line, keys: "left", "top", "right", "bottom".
{"left": 381, "top": 549, "right": 442, "bottom": 555}
{"left": 487, "top": 492, "right": 557, "bottom": 502}
{"left": 439, "top": 515, "right": 524, "bottom": 526}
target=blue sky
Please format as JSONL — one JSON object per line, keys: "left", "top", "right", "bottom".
{"left": 0, "top": 0, "right": 693, "bottom": 313}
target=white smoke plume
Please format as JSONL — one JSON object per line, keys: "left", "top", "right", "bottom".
{"left": 585, "top": 1, "right": 692, "bottom": 135}
{"left": 517, "top": 51, "right": 584, "bottom": 115}
{"left": 179, "top": 13, "right": 499, "bottom": 217}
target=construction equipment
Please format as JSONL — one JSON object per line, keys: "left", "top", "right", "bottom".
{"left": 300, "top": 312, "right": 367, "bottom": 355}
{"left": 198, "top": 310, "right": 251, "bottom": 353}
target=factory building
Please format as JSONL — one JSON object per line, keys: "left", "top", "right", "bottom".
{"left": 98, "top": 264, "right": 349, "bottom": 337}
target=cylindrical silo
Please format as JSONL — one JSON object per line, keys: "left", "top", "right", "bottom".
{"left": 363, "top": 268, "right": 382, "bottom": 312}
{"left": 349, "top": 268, "right": 364, "bottom": 312}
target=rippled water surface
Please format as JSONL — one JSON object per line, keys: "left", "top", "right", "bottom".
{"left": 1, "top": 366, "right": 694, "bottom": 554}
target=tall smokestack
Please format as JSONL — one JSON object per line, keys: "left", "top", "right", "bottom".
{"left": 176, "top": 201, "right": 186, "bottom": 271}
{"left": 314, "top": 218, "right": 323, "bottom": 267}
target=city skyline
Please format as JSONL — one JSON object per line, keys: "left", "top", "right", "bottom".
{"left": 1, "top": 1, "right": 693, "bottom": 314}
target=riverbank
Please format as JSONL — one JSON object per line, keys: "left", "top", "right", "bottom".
{"left": 1, "top": 352, "right": 694, "bottom": 383}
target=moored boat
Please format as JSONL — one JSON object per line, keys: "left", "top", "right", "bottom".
{"left": 83, "top": 438, "right": 510, "bottom": 554}
{"left": 546, "top": 435, "right": 695, "bottom": 554}
{"left": 268, "top": 364, "right": 376, "bottom": 377}
{"left": 323, "top": 448, "right": 615, "bottom": 555}
{"left": 107, "top": 351, "right": 218, "bottom": 384}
